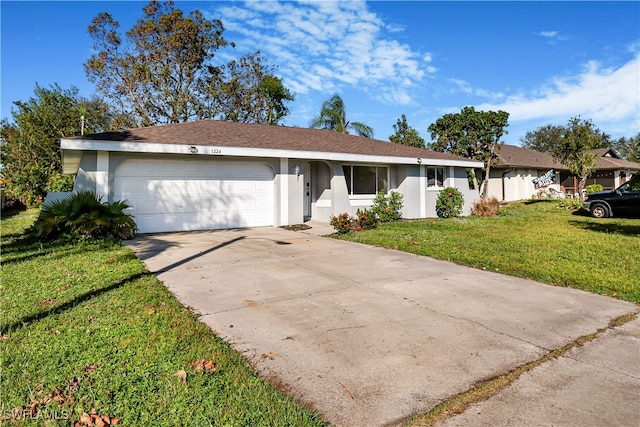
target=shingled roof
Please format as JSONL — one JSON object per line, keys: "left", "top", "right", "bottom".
{"left": 495, "top": 144, "right": 640, "bottom": 171}
{"left": 68, "top": 120, "right": 474, "bottom": 163}
{"left": 495, "top": 144, "right": 564, "bottom": 169}
{"left": 591, "top": 148, "right": 640, "bottom": 171}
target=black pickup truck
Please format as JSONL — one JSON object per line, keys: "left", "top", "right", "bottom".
{"left": 582, "top": 181, "right": 640, "bottom": 218}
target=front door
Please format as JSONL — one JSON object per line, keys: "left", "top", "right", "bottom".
{"left": 304, "top": 162, "right": 312, "bottom": 219}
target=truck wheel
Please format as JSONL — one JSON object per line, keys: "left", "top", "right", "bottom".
{"left": 591, "top": 204, "right": 609, "bottom": 218}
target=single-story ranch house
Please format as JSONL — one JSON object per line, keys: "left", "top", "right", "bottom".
{"left": 487, "top": 145, "right": 640, "bottom": 202}
{"left": 60, "top": 120, "right": 483, "bottom": 233}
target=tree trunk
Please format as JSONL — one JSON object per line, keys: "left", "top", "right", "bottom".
{"left": 480, "top": 163, "right": 492, "bottom": 199}
{"left": 468, "top": 168, "right": 481, "bottom": 194}
{"left": 578, "top": 176, "right": 588, "bottom": 200}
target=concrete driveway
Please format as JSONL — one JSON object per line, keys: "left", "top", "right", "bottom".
{"left": 124, "top": 226, "right": 639, "bottom": 426}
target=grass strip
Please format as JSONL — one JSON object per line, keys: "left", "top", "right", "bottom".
{"left": 1, "top": 209, "right": 326, "bottom": 426}
{"left": 341, "top": 201, "right": 640, "bottom": 302}
{"left": 408, "top": 312, "right": 639, "bottom": 426}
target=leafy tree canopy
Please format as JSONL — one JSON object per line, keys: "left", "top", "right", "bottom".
{"left": 612, "top": 133, "right": 640, "bottom": 163}
{"left": 427, "top": 106, "right": 509, "bottom": 197}
{"left": 206, "top": 52, "right": 294, "bottom": 125}
{"left": 548, "top": 117, "right": 609, "bottom": 197}
{"left": 389, "top": 114, "right": 425, "bottom": 148}
{"left": 309, "top": 94, "right": 373, "bottom": 138}
{"left": 521, "top": 120, "right": 639, "bottom": 194}
{"left": 520, "top": 124, "right": 566, "bottom": 153}
{"left": 85, "top": 0, "right": 293, "bottom": 127}
{"left": 1, "top": 84, "right": 112, "bottom": 206}
{"left": 521, "top": 122, "right": 610, "bottom": 154}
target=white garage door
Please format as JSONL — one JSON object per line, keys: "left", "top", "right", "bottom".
{"left": 114, "top": 158, "right": 274, "bottom": 233}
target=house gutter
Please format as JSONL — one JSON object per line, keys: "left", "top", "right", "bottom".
{"left": 501, "top": 169, "right": 515, "bottom": 201}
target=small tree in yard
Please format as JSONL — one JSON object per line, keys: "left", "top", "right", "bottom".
{"left": 549, "top": 117, "right": 606, "bottom": 200}
{"left": 428, "top": 107, "right": 509, "bottom": 198}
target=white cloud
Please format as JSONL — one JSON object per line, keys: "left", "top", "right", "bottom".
{"left": 537, "top": 30, "right": 567, "bottom": 43}
{"left": 447, "top": 78, "right": 504, "bottom": 100}
{"left": 213, "top": 0, "right": 427, "bottom": 106}
{"left": 475, "top": 54, "right": 640, "bottom": 136}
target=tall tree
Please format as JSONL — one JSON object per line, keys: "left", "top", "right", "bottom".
{"left": 549, "top": 117, "right": 609, "bottom": 198}
{"left": 612, "top": 133, "right": 640, "bottom": 162}
{"left": 389, "top": 114, "right": 425, "bottom": 148}
{"left": 521, "top": 122, "right": 611, "bottom": 154}
{"left": 428, "top": 106, "right": 509, "bottom": 197}
{"left": 309, "top": 94, "right": 373, "bottom": 138}
{"left": 520, "top": 124, "right": 565, "bottom": 153}
{"left": 0, "top": 84, "right": 112, "bottom": 206}
{"left": 85, "top": 1, "right": 292, "bottom": 127}
{"left": 85, "top": 1, "right": 226, "bottom": 126}
{"left": 206, "top": 52, "right": 294, "bottom": 125}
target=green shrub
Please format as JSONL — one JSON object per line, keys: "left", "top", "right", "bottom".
{"left": 586, "top": 184, "right": 603, "bottom": 194}
{"left": 46, "top": 173, "right": 74, "bottom": 192}
{"left": 354, "top": 208, "right": 378, "bottom": 231}
{"left": 371, "top": 190, "right": 403, "bottom": 222}
{"left": 436, "top": 187, "right": 464, "bottom": 218}
{"left": 330, "top": 212, "right": 353, "bottom": 234}
{"left": 30, "top": 191, "right": 137, "bottom": 241}
{"left": 557, "top": 198, "right": 583, "bottom": 210}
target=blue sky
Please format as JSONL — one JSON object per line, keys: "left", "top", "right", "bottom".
{"left": 2, "top": 1, "right": 639, "bottom": 146}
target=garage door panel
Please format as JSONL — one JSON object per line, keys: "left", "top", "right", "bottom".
{"left": 255, "top": 195, "right": 272, "bottom": 210}
{"left": 114, "top": 159, "right": 274, "bottom": 233}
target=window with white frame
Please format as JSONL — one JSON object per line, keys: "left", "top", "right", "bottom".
{"left": 427, "top": 167, "right": 445, "bottom": 188}
{"left": 343, "top": 165, "right": 388, "bottom": 195}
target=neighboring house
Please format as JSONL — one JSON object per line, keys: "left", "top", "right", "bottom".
{"left": 569, "top": 148, "right": 640, "bottom": 193}
{"left": 59, "top": 120, "right": 482, "bottom": 233}
{"left": 488, "top": 145, "right": 640, "bottom": 202}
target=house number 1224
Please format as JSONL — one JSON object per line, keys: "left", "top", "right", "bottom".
{"left": 210, "top": 148, "right": 222, "bottom": 154}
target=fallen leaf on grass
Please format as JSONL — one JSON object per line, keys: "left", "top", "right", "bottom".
{"left": 189, "top": 359, "right": 216, "bottom": 373}
{"left": 79, "top": 413, "right": 93, "bottom": 426}
{"left": 174, "top": 370, "right": 187, "bottom": 384}
{"left": 82, "top": 363, "right": 98, "bottom": 373}
{"left": 75, "top": 411, "right": 119, "bottom": 426}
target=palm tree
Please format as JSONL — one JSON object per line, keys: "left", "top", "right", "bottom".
{"left": 309, "top": 94, "right": 374, "bottom": 138}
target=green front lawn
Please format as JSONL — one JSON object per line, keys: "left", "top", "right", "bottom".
{"left": 1, "top": 209, "right": 325, "bottom": 426}
{"left": 340, "top": 201, "right": 640, "bottom": 303}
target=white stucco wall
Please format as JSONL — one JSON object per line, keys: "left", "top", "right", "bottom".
{"left": 489, "top": 168, "right": 563, "bottom": 201}
{"left": 72, "top": 150, "right": 484, "bottom": 229}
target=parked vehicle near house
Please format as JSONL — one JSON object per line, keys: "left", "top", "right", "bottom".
{"left": 583, "top": 181, "right": 640, "bottom": 218}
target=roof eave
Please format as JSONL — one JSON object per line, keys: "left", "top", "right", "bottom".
{"left": 60, "top": 139, "right": 484, "bottom": 169}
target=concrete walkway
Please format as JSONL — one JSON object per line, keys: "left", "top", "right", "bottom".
{"left": 124, "top": 226, "right": 639, "bottom": 427}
